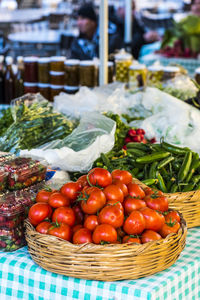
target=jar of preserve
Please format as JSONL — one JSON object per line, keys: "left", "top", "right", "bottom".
{"left": 162, "top": 66, "right": 180, "bottom": 81}
{"left": 195, "top": 67, "right": 200, "bottom": 85}
{"left": 50, "top": 84, "right": 63, "bottom": 102}
{"left": 38, "top": 57, "right": 50, "bottom": 84}
{"left": 64, "top": 59, "right": 80, "bottom": 86}
{"left": 49, "top": 71, "right": 64, "bottom": 86}
{"left": 24, "top": 82, "right": 38, "bottom": 94}
{"left": 115, "top": 49, "right": 132, "bottom": 82}
{"left": 64, "top": 85, "right": 79, "bottom": 94}
{"left": 129, "top": 63, "right": 147, "bottom": 90}
{"left": 147, "top": 65, "right": 164, "bottom": 85}
{"left": 38, "top": 83, "right": 50, "bottom": 100}
{"left": 50, "top": 56, "right": 65, "bottom": 72}
{"left": 79, "top": 61, "right": 95, "bottom": 87}
{"left": 24, "top": 57, "right": 38, "bottom": 83}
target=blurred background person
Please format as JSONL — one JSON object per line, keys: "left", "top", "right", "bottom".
{"left": 109, "top": 0, "right": 160, "bottom": 59}
{"left": 70, "top": 2, "right": 123, "bottom": 60}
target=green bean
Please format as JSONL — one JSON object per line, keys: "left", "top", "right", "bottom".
{"left": 157, "top": 156, "right": 174, "bottom": 170}
{"left": 178, "top": 151, "right": 192, "bottom": 182}
{"left": 142, "top": 179, "right": 158, "bottom": 186}
{"left": 161, "top": 141, "right": 190, "bottom": 155}
{"left": 126, "top": 148, "right": 146, "bottom": 157}
{"left": 157, "top": 172, "right": 168, "bottom": 193}
{"left": 126, "top": 142, "right": 149, "bottom": 151}
{"left": 149, "top": 161, "right": 158, "bottom": 179}
{"left": 182, "top": 183, "right": 195, "bottom": 192}
{"left": 136, "top": 152, "right": 170, "bottom": 164}
{"left": 170, "top": 184, "right": 178, "bottom": 193}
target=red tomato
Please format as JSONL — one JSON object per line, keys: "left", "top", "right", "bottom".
{"left": 60, "top": 182, "right": 81, "bottom": 203}
{"left": 80, "top": 187, "right": 106, "bottom": 214}
{"left": 36, "top": 221, "right": 52, "bottom": 234}
{"left": 123, "top": 210, "right": 146, "bottom": 235}
{"left": 141, "top": 230, "right": 162, "bottom": 243}
{"left": 113, "top": 180, "right": 128, "bottom": 197}
{"left": 140, "top": 207, "right": 165, "bottom": 232}
{"left": 28, "top": 203, "right": 52, "bottom": 226}
{"left": 122, "top": 235, "right": 141, "bottom": 244}
{"left": 106, "top": 200, "right": 124, "bottom": 212}
{"left": 145, "top": 194, "right": 168, "bottom": 212}
{"left": 52, "top": 207, "right": 76, "bottom": 227}
{"left": 165, "top": 211, "right": 180, "bottom": 223}
{"left": 92, "top": 224, "right": 117, "bottom": 244}
{"left": 87, "top": 168, "right": 112, "bottom": 188}
{"left": 111, "top": 169, "right": 132, "bottom": 185}
{"left": 48, "top": 223, "right": 72, "bottom": 241}
{"left": 73, "top": 228, "right": 92, "bottom": 244}
{"left": 48, "top": 192, "right": 70, "bottom": 208}
{"left": 36, "top": 190, "right": 51, "bottom": 203}
{"left": 123, "top": 197, "right": 146, "bottom": 215}
{"left": 145, "top": 188, "right": 164, "bottom": 197}
{"left": 98, "top": 206, "right": 124, "bottom": 228}
{"left": 127, "top": 183, "right": 145, "bottom": 199}
{"left": 72, "top": 205, "right": 84, "bottom": 225}
{"left": 103, "top": 184, "right": 124, "bottom": 203}
{"left": 72, "top": 224, "right": 83, "bottom": 234}
{"left": 76, "top": 175, "right": 89, "bottom": 189}
{"left": 84, "top": 215, "right": 99, "bottom": 231}
{"left": 159, "top": 220, "right": 180, "bottom": 238}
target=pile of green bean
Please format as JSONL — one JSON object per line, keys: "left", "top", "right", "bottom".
{"left": 94, "top": 141, "right": 200, "bottom": 193}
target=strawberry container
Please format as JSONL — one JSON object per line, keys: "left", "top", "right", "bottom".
{"left": 0, "top": 168, "right": 8, "bottom": 192}
{"left": 4, "top": 157, "right": 47, "bottom": 190}
{"left": 0, "top": 152, "right": 15, "bottom": 164}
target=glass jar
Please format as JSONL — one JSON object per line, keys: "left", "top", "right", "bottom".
{"left": 50, "top": 71, "right": 65, "bottom": 86}
{"left": 50, "top": 56, "right": 65, "bottom": 72}
{"left": 64, "top": 85, "right": 79, "bottom": 94}
{"left": 195, "top": 67, "right": 200, "bottom": 85}
{"left": 129, "top": 64, "right": 147, "bottom": 90}
{"left": 50, "top": 84, "right": 63, "bottom": 101}
{"left": 115, "top": 50, "right": 132, "bottom": 82}
{"left": 147, "top": 65, "right": 164, "bottom": 85}
{"left": 24, "top": 57, "right": 38, "bottom": 83}
{"left": 162, "top": 66, "right": 180, "bottom": 81}
{"left": 79, "top": 61, "right": 96, "bottom": 87}
{"left": 38, "top": 83, "right": 50, "bottom": 100}
{"left": 64, "top": 59, "right": 80, "bottom": 87}
{"left": 38, "top": 57, "right": 50, "bottom": 84}
{"left": 24, "top": 82, "right": 38, "bottom": 94}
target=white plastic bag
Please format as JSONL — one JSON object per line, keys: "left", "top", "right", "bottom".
{"left": 20, "top": 112, "right": 116, "bottom": 172}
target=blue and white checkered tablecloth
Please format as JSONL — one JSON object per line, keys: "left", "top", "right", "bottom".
{"left": 0, "top": 228, "right": 199, "bottom": 300}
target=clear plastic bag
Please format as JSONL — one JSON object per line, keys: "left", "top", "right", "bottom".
{"left": 21, "top": 112, "right": 116, "bottom": 172}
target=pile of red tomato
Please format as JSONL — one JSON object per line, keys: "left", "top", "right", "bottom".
{"left": 28, "top": 168, "right": 181, "bottom": 245}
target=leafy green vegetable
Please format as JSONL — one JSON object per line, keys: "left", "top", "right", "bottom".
{"left": 0, "top": 108, "right": 14, "bottom": 136}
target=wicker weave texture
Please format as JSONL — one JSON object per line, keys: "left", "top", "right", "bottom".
{"left": 25, "top": 217, "right": 187, "bottom": 281}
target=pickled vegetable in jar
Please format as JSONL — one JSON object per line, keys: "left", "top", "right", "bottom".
{"left": 24, "top": 57, "right": 38, "bottom": 83}
{"left": 24, "top": 82, "right": 38, "bottom": 94}
{"left": 195, "top": 67, "right": 200, "bottom": 85}
{"left": 50, "top": 84, "right": 63, "bottom": 101}
{"left": 38, "top": 83, "right": 50, "bottom": 100}
{"left": 115, "top": 49, "right": 132, "bottom": 82}
{"left": 79, "top": 61, "right": 96, "bottom": 87}
{"left": 64, "top": 85, "right": 79, "bottom": 94}
{"left": 50, "top": 71, "right": 64, "bottom": 86}
{"left": 38, "top": 57, "right": 50, "bottom": 84}
{"left": 147, "top": 65, "right": 164, "bottom": 85}
{"left": 129, "top": 63, "right": 147, "bottom": 90}
{"left": 50, "top": 56, "right": 65, "bottom": 72}
{"left": 162, "top": 66, "right": 180, "bottom": 81}
{"left": 64, "top": 59, "right": 80, "bottom": 86}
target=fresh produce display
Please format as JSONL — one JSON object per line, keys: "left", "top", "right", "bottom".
{"left": 28, "top": 167, "right": 182, "bottom": 245}
{"left": 4, "top": 157, "right": 47, "bottom": 190}
{"left": 159, "top": 15, "right": 200, "bottom": 58}
{"left": 0, "top": 225, "right": 25, "bottom": 252}
{"left": 0, "top": 98, "right": 75, "bottom": 153}
{"left": 0, "top": 108, "right": 14, "bottom": 137}
{"left": 0, "top": 168, "right": 8, "bottom": 192}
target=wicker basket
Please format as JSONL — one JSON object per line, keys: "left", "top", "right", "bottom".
{"left": 25, "top": 216, "right": 187, "bottom": 281}
{"left": 132, "top": 178, "right": 200, "bottom": 229}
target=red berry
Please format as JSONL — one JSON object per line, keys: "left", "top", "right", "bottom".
{"left": 136, "top": 129, "right": 145, "bottom": 135}
{"left": 122, "top": 145, "right": 127, "bottom": 150}
{"left": 128, "top": 129, "right": 136, "bottom": 137}
{"left": 140, "top": 134, "right": 144, "bottom": 141}
{"left": 132, "top": 135, "right": 141, "bottom": 142}
{"left": 124, "top": 137, "right": 132, "bottom": 144}
{"left": 150, "top": 138, "right": 156, "bottom": 144}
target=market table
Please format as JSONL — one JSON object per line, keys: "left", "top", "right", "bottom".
{"left": 0, "top": 228, "right": 199, "bottom": 300}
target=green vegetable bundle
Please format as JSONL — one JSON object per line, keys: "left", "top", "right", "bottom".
{"left": 0, "top": 108, "right": 14, "bottom": 136}
{"left": 0, "top": 99, "right": 74, "bottom": 153}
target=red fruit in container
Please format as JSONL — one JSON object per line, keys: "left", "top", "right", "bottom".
{"left": 73, "top": 228, "right": 92, "bottom": 244}
{"left": 150, "top": 138, "right": 156, "bottom": 144}
{"left": 140, "top": 134, "right": 144, "bottom": 141}
{"left": 124, "top": 137, "right": 132, "bottom": 144}
{"left": 128, "top": 129, "right": 136, "bottom": 137}
{"left": 28, "top": 203, "right": 52, "bottom": 227}
{"left": 136, "top": 129, "right": 145, "bottom": 135}
{"left": 131, "top": 135, "right": 141, "bottom": 142}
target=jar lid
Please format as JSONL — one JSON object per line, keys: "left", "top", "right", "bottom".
{"left": 17, "top": 56, "right": 23, "bottom": 63}
{"left": 115, "top": 49, "right": 132, "bottom": 61}
{"left": 195, "top": 67, "right": 200, "bottom": 74}
{"left": 5, "top": 56, "right": 13, "bottom": 65}
{"left": 38, "top": 57, "right": 50, "bottom": 63}
{"left": 129, "top": 64, "right": 146, "bottom": 70}
{"left": 24, "top": 82, "right": 38, "bottom": 87}
{"left": 148, "top": 65, "right": 163, "bottom": 72}
{"left": 24, "top": 56, "right": 38, "bottom": 63}
{"left": 163, "top": 66, "right": 180, "bottom": 73}
{"left": 64, "top": 59, "right": 80, "bottom": 66}
{"left": 50, "top": 56, "right": 66, "bottom": 62}
{"left": 50, "top": 84, "right": 64, "bottom": 89}
{"left": 38, "top": 83, "right": 50, "bottom": 88}
{"left": 80, "top": 60, "right": 95, "bottom": 66}
{"left": 49, "top": 71, "right": 65, "bottom": 76}
{"left": 0, "top": 55, "right": 4, "bottom": 63}
{"left": 64, "top": 86, "right": 79, "bottom": 91}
